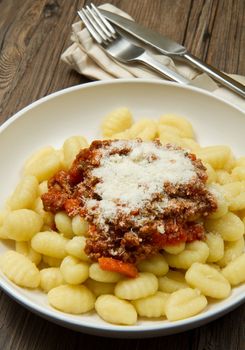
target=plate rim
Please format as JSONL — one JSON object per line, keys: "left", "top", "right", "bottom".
{"left": 0, "top": 79, "right": 244, "bottom": 337}
{"left": 1, "top": 79, "right": 244, "bottom": 135}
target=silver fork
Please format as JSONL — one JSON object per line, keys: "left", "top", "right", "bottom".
{"left": 78, "top": 4, "right": 190, "bottom": 85}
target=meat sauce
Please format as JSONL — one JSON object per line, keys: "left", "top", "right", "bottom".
{"left": 42, "top": 140, "right": 217, "bottom": 264}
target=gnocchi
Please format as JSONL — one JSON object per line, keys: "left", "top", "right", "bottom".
{"left": 3, "top": 209, "right": 43, "bottom": 241}
{"left": 102, "top": 107, "right": 133, "bottom": 137}
{"left": 60, "top": 256, "right": 89, "bottom": 284}
{"left": 62, "top": 136, "right": 88, "bottom": 169}
{"left": 132, "top": 291, "right": 169, "bottom": 318}
{"left": 114, "top": 272, "right": 158, "bottom": 300}
{"left": 24, "top": 147, "right": 61, "bottom": 182}
{"left": 95, "top": 294, "right": 137, "bottom": 325}
{"left": 89, "top": 263, "right": 122, "bottom": 283}
{"left": 164, "top": 241, "right": 209, "bottom": 269}
{"left": 165, "top": 288, "right": 207, "bottom": 321}
{"left": 222, "top": 254, "right": 245, "bottom": 285}
{"left": 65, "top": 236, "right": 90, "bottom": 261}
{"left": 48, "top": 285, "right": 95, "bottom": 314}
{"left": 205, "top": 212, "right": 244, "bottom": 241}
{"left": 40, "top": 267, "right": 64, "bottom": 292}
{"left": 0, "top": 251, "right": 40, "bottom": 288}
{"left": 31, "top": 231, "right": 68, "bottom": 259}
{"left": 158, "top": 270, "right": 188, "bottom": 293}
{"left": 185, "top": 263, "right": 231, "bottom": 299}
{"left": 8, "top": 176, "right": 39, "bottom": 210}
{"left": 137, "top": 254, "right": 169, "bottom": 276}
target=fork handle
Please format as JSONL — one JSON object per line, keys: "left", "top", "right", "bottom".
{"left": 135, "top": 51, "right": 190, "bottom": 85}
{"left": 183, "top": 53, "right": 245, "bottom": 98}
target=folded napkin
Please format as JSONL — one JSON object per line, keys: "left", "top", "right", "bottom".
{"left": 61, "top": 3, "right": 245, "bottom": 111}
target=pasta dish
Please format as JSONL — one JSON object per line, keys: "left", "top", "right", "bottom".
{"left": 0, "top": 109, "right": 244, "bottom": 325}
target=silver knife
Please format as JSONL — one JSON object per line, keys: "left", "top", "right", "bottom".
{"left": 100, "top": 9, "right": 245, "bottom": 99}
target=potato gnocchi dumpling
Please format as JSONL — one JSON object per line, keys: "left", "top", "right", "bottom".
{"left": 48, "top": 285, "right": 95, "bottom": 314}
{"left": 163, "top": 241, "right": 209, "bottom": 269}
{"left": 15, "top": 241, "right": 42, "bottom": 266}
{"left": 84, "top": 279, "right": 115, "bottom": 297}
{"left": 54, "top": 212, "right": 74, "bottom": 239}
{"left": 205, "top": 233, "right": 224, "bottom": 263}
{"left": 158, "top": 270, "right": 188, "bottom": 293}
{"left": 95, "top": 294, "right": 137, "bottom": 325}
{"left": 31, "top": 231, "right": 68, "bottom": 259}
{"left": 60, "top": 256, "right": 89, "bottom": 285}
{"left": 205, "top": 212, "right": 244, "bottom": 241}
{"left": 137, "top": 254, "right": 169, "bottom": 276}
{"left": 132, "top": 291, "right": 169, "bottom": 318}
{"left": 222, "top": 254, "right": 245, "bottom": 285}
{"left": 165, "top": 288, "right": 207, "bottom": 321}
{"left": 102, "top": 107, "right": 133, "bottom": 137}
{"left": 217, "top": 237, "right": 244, "bottom": 268}
{"left": 65, "top": 236, "right": 90, "bottom": 262}
{"left": 0, "top": 251, "right": 40, "bottom": 288}
{"left": 71, "top": 215, "right": 89, "bottom": 237}
{"left": 114, "top": 272, "right": 158, "bottom": 300}
{"left": 24, "top": 147, "right": 62, "bottom": 182}
{"left": 62, "top": 136, "right": 88, "bottom": 169}
{"left": 3, "top": 209, "right": 43, "bottom": 241}
{"left": 163, "top": 242, "right": 185, "bottom": 255}
{"left": 185, "top": 263, "right": 231, "bottom": 299}
{"left": 8, "top": 176, "right": 39, "bottom": 210}
{"left": 40, "top": 267, "right": 64, "bottom": 292}
{"left": 89, "top": 263, "right": 122, "bottom": 283}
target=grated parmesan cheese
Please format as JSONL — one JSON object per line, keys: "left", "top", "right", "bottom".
{"left": 85, "top": 140, "right": 197, "bottom": 228}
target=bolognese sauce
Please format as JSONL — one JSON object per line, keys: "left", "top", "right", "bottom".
{"left": 42, "top": 139, "right": 217, "bottom": 264}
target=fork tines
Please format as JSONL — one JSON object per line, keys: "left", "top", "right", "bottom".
{"left": 78, "top": 3, "right": 117, "bottom": 45}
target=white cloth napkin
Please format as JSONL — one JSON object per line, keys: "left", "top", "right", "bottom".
{"left": 61, "top": 3, "right": 245, "bottom": 111}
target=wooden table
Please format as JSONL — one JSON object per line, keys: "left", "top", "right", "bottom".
{"left": 0, "top": 0, "right": 244, "bottom": 349}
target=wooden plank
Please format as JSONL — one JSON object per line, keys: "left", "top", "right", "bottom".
{"left": 0, "top": 0, "right": 87, "bottom": 124}
{"left": 183, "top": 0, "right": 245, "bottom": 73}
{"left": 207, "top": 0, "right": 245, "bottom": 74}
{"left": 100, "top": 0, "right": 192, "bottom": 43}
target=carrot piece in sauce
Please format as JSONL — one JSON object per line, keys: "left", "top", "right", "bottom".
{"left": 98, "top": 257, "right": 138, "bottom": 278}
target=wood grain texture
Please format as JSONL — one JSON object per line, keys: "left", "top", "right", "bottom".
{"left": 0, "top": 0, "right": 88, "bottom": 124}
{"left": 0, "top": 0, "right": 244, "bottom": 349}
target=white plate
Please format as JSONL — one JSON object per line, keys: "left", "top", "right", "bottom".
{"left": 0, "top": 80, "right": 244, "bottom": 338}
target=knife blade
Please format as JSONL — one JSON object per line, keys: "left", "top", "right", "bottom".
{"left": 99, "top": 9, "right": 245, "bottom": 98}
{"left": 100, "top": 9, "right": 186, "bottom": 57}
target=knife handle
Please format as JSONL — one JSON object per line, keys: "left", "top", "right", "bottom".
{"left": 183, "top": 53, "right": 245, "bottom": 98}
{"left": 136, "top": 52, "right": 190, "bottom": 85}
